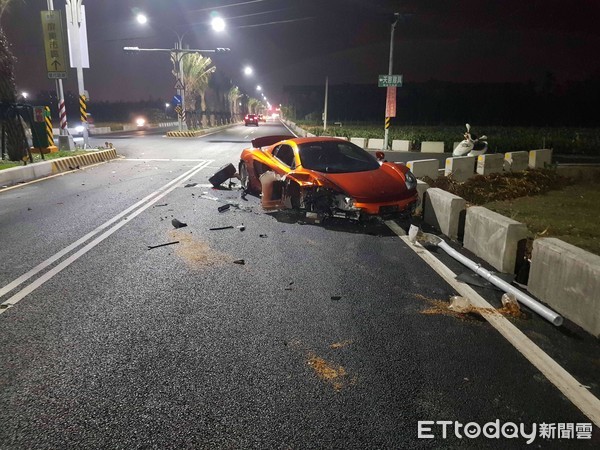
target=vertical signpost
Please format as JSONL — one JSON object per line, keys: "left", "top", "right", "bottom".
{"left": 379, "top": 74, "right": 402, "bottom": 149}
{"left": 41, "top": 4, "right": 73, "bottom": 149}
{"left": 66, "top": 0, "right": 90, "bottom": 148}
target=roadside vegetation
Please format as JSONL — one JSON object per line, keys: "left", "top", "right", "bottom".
{"left": 426, "top": 168, "right": 600, "bottom": 256}
{"left": 0, "top": 149, "right": 101, "bottom": 170}
{"left": 296, "top": 122, "right": 600, "bottom": 156}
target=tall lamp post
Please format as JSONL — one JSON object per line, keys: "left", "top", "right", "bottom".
{"left": 125, "top": 14, "right": 228, "bottom": 132}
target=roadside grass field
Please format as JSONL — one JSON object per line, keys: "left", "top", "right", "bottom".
{"left": 296, "top": 122, "right": 600, "bottom": 155}
{"left": 484, "top": 181, "right": 600, "bottom": 256}
{"left": 427, "top": 168, "right": 600, "bottom": 256}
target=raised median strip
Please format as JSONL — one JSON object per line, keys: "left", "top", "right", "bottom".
{"left": 50, "top": 148, "right": 118, "bottom": 173}
{"left": 166, "top": 123, "right": 239, "bottom": 138}
{"left": 0, "top": 148, "right": 118, "bottom": 188}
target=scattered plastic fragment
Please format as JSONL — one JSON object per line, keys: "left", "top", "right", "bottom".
{"left": 259, "top": 234, "right": 268, "bottom": 238}
{"left": 331, "top": 296, "right": 342, "bottom": 301}
{"left": 154, "top": 203, "right": 168, "bottom": 207}
{"left": 237, "top": 225, "right": 246, "bottom": 231}
{"left": 184, "top": 183, "right": 198, "bottom": 188}
{"left": 233, "top": 259, "right": 245, "bottom": 265}
{"left": 209, "top": 226, "right": 234, "bottom": 231}
{"left": 171, "top": 218, "right": 187, "bottom": 229}
{"left": 448, "top": 295, "right": 472, "bottom": 313}
{"left": 209, "top": 163, "right": 237, "bottom": 187}
{"left": 148, "top": 241, "right": 180, "bottom": 250}
{"left": 218, "top": 204, "right": 231, "bottom": 212}
{"left": 408, "top": 224, "right": 420, "bottom": 243}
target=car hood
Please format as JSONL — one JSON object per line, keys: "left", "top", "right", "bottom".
{"left": 318, "top": 165, "right": 411, "bottom": 202}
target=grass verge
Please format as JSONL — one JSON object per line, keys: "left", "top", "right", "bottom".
{"left": 1, "top": 150, "right": 102, "bottom": 171}
{"left": 484, "top": 182, "right": 600, "bottom": 256}
{"left": 427, "top": 168, "right": 600, "bottom": 255}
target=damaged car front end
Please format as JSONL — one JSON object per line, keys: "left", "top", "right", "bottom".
{"left": 241, "top": 136, "right": 419, "bottom": 221}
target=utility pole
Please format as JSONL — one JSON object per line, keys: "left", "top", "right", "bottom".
{"left": 383, "top": 13, "right": 400, "bottom": 150}
{"left": 323, "top": 76, "right": 328, "bottom": 131}
{"left": 66, "top": 0, "right": 89, "bottom": 148}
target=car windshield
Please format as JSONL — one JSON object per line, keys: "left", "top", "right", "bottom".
{"left": 298, "top": 141, "right": 380, "bottom": 173}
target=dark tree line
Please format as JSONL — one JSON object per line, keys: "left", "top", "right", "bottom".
{"left": 282, "top": 75, "right": 600, "bottom": 127}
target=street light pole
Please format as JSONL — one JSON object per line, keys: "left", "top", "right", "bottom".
{"left": 383, "top": 13, "right": 399, "bottom": 151}
{"left": 124, "top": 45, "right": 229, "bottom": 132}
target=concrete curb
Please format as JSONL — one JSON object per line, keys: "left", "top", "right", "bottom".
{"left": 0, "top": 148, "right": 118, "bottom": 188}
{"left": 166, "top": 123, "right": 238, "bottom": 138}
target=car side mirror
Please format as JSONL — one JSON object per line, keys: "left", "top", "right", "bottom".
{"left": 375, "top": 151, "right": 385, "bottom": 161}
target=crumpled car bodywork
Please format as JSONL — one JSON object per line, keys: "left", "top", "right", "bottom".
{"left": 239, "top": 136, "right": 419, "bottom": 219}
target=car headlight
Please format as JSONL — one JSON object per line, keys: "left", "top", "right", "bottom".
{"left": 75, "top": 125, "right": 84, "bottom": 133}
{"left": 405, "top": 171, "right": 417, "bottom": 190}
{"left": 136, "top": 117, "right": 146, "bottom": 127}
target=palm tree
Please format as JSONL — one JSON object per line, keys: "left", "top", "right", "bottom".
{"left": 1, "top": 0, "right": 27, "bottom": 161}
{"left": 181, "top": 53, "right": 214, "bottom": 128}
{"left": 228, "top": 86, "right": 241, "bottom": 121}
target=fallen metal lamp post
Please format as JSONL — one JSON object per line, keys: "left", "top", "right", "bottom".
{"left": 417, "top": 231, "right": 564, "bottom": 327}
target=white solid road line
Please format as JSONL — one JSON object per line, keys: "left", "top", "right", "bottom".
{"left": 0, "top": 160, "right": 213, "bottom": 314}
{"left": 121, "top": 158, "right": 208, "bottom": 162}
{"left": 387, "top": 227, "right": 600, "bottom": 427}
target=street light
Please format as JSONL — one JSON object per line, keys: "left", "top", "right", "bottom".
{"left": 20, "top": 92, "right": 29, "bottom": 100}
{"left": 211, "top": 16, "right": 226, "bottom": 32}
{"left": 243, "top": 66, "right": 253, "bottom": 76}
{"left": 129, "top": 12, "right": 229, "bottom": 131}
{"left": 256, "top": 85, "right": 262, "bottom": 91}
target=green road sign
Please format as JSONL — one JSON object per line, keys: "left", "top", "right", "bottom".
{"left": 378, "top": 74, "right": 403, "bottom": 87}
{"left": 41, "top": 10, "right": 68, "bottom": 79}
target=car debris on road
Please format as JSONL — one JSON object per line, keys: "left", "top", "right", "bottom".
{"left": 171, "top": 218, "right": 187, "bottom": 229}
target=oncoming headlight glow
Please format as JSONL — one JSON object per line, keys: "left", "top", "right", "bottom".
{"left": 136, "top": 117, "right": 146, "bottom": 127}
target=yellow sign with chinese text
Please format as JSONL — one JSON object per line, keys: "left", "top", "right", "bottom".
{"left": 41, "top": 10, "right": 68, "bottom": 79}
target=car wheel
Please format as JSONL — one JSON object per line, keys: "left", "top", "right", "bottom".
{"left": 239, "top": 161, "right": 251, "bottom": 192}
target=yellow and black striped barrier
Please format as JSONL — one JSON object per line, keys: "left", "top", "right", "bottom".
{"left": 385, "top": 117, "right": 391, "bottom": 129}
{"left": 79, "top": 94, "right": 87, "bottom": 123}
{"left": 166, "top": 130, "right": 206, "bottom": 138}
{"left": 51, "top": 149, "right": 118, "bottom": 173}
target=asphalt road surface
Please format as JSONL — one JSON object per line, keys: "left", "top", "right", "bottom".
{"left": 1, "top": 120, "right": 599, "bottom": 449}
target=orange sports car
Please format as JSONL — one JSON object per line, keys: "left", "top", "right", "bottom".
{"left": 239, "top": 135, "right": 419, "bottom": 219}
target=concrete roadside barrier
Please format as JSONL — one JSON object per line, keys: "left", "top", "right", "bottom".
{"left": 528, "top": 238, "right": 600, "bottom": 338}
{"left": 528, "top": 149, "right": 552, "bottom": 169}
{"left": 350, "top": 137, "right": 366, "bottom": 148}
{"left": 423, "top": 188, "right": 466, "bottom": 240}
{"left": 415, "top": 180, "right": 429, "bottom": 216}
{"left": 445, "top": 156, "right": 476, "bottom": 182}
{"left": 407, "top": 159, "right": 439, "bottom": 180}
{"left": 391, "top": 140, "right": 411, "bottom": 151}
{"left": 463, "top": 206, "right": 528, "bottom": 273}
{"left": 367, "top": 138, "right": 385, "bottom": 149}
{"left": 504, "top": 151, "right": 529, "bottom": 172}
{"left": 476, "top": 153, "right": 504, "bottom": 175}
{"left": 421, "top": 141, "right": 445, "bottom": 153}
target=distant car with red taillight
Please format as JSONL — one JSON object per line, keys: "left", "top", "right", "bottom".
{"left": 244, "top": 114, "right": 259, "bottom": 126}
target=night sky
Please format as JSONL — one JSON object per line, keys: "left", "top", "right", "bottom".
{"left": 3, "top": 0, "right": 600, "bottom": 103}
